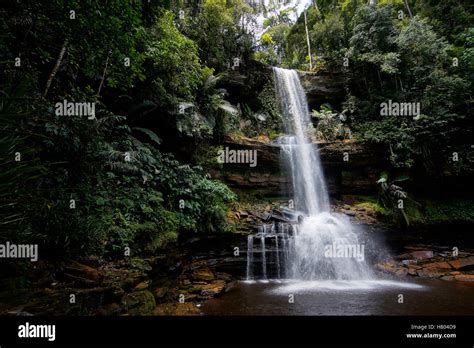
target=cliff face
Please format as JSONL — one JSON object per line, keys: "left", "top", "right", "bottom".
{"left": 298, "top": 70, "right": 346, "bottom": 110}
{"left": 212, "top": 135, "right": 389, "bottom": 197}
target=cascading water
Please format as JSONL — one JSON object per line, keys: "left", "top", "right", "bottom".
{"left": 246, "top": 68, "right": 372, "bottom": 281}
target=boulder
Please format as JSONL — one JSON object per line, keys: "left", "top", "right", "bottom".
{"left": 64, "top": 261, "right": 102, "bottom": 282}
{"left": 191, "top": 268, "right": 215, "bottom": 282}
{"left": 375, "top": 261, "right": 398, "bottom": 274}
{"left": 121, "top": 290, "right": 156, "bottom": 316}
{"left": 448, "top": 256, "right": 474, "bottom": 270}
{"left": 198, "top": 280, "right": 226, "bottom": 297}
{"left": 395, "top": 268, "right": 408, "bottom": 277}
{"left": 407, "top": 266, "right": 421, "bottom": 276}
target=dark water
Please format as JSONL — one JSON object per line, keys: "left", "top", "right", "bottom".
{"left": 202, "top": 278, "right": 474, "bottom": 315}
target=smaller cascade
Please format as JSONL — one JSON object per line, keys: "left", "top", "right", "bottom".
{"left": 246, "top": 235, "right": 254, "bottom": 280}
{"left": 274, "top": 235, "right": 280, "bottom": 278}
{"left": 261, "top": 233, "right": 267, "bottom": 279}
{"left": 245, "top": 217, "right": 299, "bottom": 280}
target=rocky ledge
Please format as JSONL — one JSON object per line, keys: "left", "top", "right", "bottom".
{"left": 376, "top": 245, "right": 474, "bottom": 282}
{"left": 213, "top": 134, "right": 389, "bottom": 196}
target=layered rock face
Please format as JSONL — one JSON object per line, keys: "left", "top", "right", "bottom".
{"left": 212, "top": 135, "right": 389, "bottom": 197}
{"left": 298, "top": 69, "right": 346, "bottom": 110}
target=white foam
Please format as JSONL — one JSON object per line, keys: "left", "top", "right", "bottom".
{"left": 267, "top": 280, "right": 424, "bottom": 294}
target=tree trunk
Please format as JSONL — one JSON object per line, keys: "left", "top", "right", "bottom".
{"left": 43, "top": 39, "right": 68, "bottom": 98}
{"left": 96, "top": 55, "right": 110, "bottom": 99}
{"left": 304, "top": 10, "right": 312, "bottom": 71}
{"left": 404, "top": 0, "right": 413, "bottom": 18}
{"left": 377, "top": 69, "right": 383, "bottom": 91}
{"left": 313, "top": 0, "right": 320, "bottom": 17}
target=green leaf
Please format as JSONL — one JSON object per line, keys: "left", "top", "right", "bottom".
{"left": 393, "top": 175, "right": 410, "bottom": 183}
{"left": 132, "top": 127, "right": 161, "bottom": 146}
{"left": 377, "top": 172, "right": 389, "bottom": 184}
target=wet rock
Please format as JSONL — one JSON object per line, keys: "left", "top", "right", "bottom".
{"left": 448, "top": 256, "right": 474, "bottom": 270}
{"left": 407, "top": 266, "right": 421, "bottom": 276}
{"left": 191, "top": 268, "right": 215, "bottom": 282}
{"left": 375, "top": 261, "right": 398, "bottom": 274}
{"left": 422, "top": 261, "right": 452, "bottom": 270}
{"left": 453, "top": 274, "right": 474, "bottom": 282}
{"left": 199, "top": 280, "right": 226, "bottom": 297}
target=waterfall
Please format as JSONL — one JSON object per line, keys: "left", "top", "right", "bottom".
{"left": 245, "top": 68, "right": 372, "bottom": 281}
{"left": 274, "top": 69, "right": 329, "bottom": 215}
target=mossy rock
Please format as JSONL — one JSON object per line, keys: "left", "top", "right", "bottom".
{"left": 121, "top": 290, "right": 156, "bottom": 315}
{"left": 342, "top": 195, "right": 391, "bottom": 218}
{"left": 129, "top": 258, "right": 152, "bottom": 272}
